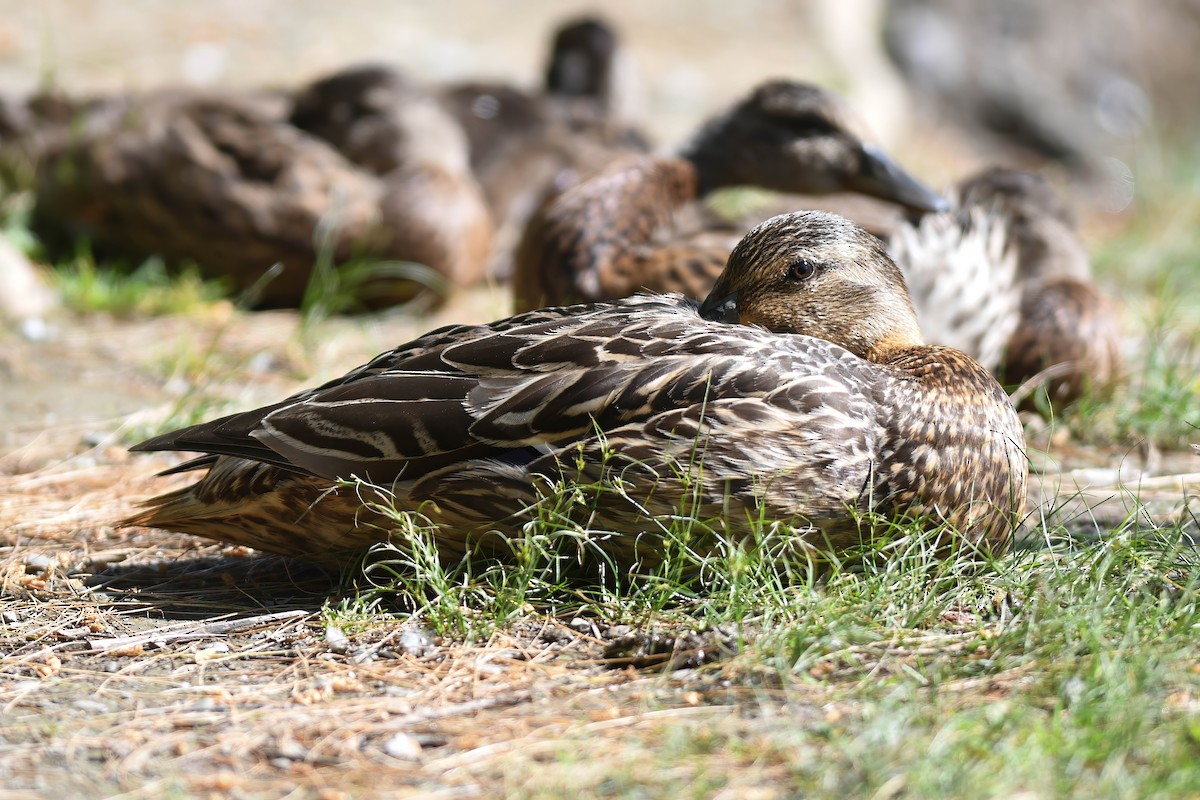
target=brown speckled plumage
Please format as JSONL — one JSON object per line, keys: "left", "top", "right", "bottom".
{"left": 512, "top": 80, "right": 946, "bottom": 312}
{"left": 889, "top": 167, "right": 1122, "bottom": 405}
{"left": 288, "top": 67, "right": 495, "bottom": 291}
{"left": 126, "top": 212, "right": 1026, "bottom": 570}
{"left": 32, "top": 85, "right": 492, "bottom": 309}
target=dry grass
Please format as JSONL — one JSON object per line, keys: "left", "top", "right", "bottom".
{"left": 0, "top": 456, "right": 732, "bottom": 798}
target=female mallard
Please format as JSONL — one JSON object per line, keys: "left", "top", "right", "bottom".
{"left": 289, "top": 67, "right": 496, "bottom": 292}
{"left": 288, "top": 17, "right": 645, "bottom": 284}
{"left": 888, "top": 167, "right": 1122, "bottom": 405}
{"left": 441, "top": 15, "right": 649, "bottom": 279}
{"left": 511, "top": 79, "right": 946, "bottom": 311}
{"left": 125, "top": 211, "right": 1026, "bottom": 569}
{"left": 32, "top": 85, "right": 491, "bottom": 309}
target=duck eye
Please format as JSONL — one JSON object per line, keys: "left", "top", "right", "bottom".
{"left": 786, "top": 259, "right": 817, "bottom": 282}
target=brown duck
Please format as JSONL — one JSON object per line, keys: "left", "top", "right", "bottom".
{"left": 289, "top": 67, "right": 496, "bottom": 292}
{"left": 32, "top": 85, "right": 491, "bottom": 309}
{"left": 512, "top": 79, "right": 947, "bottom": 311}
{"left": 888, "top": 167, "right": 1122, "bottom": 405}
{"left": 440, "top": 15, "right": 650, "bottom": 278}
{"left": 125, "top": 211, "right": 1027, "bottom": 571}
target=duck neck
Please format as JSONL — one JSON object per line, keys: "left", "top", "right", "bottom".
{"left": 678, "top": 124, "right": 741, "bottom": 197}
{"left": 867, "top": 337, "right": 928, "bottom": 367}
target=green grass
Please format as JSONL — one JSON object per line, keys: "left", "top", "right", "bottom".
{"left": 334, "top": 472, "right": 1200, "bottom": 798}
{"left": 50, "top": 249, "right": 229, "bottom": 317}
{"left": 1068, "top": 301, "right": 1200, "bottom": 448}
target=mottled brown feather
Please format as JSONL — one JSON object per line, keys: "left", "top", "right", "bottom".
{"left": 890, "top": 167, "right": 1122, "bottom": 406}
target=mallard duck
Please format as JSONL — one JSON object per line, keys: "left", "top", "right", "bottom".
{"left": 32, "top": 86, "right": 489, "bottom": 309}
{"left": 888, "top": 167, "right": 1122, "bottom": 405}
{"left": 440, "top": 15, "right": 650, "bottom": 279}
{"left": 125, "top": 211, "right": 1027, "bottom": 570}
{"left": 511, "top": 79, "right": 947, "bottom": 312}
{"left": 289, "top": 67, "right": 495, "bottom": 291}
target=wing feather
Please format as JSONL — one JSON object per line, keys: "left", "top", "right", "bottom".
{"left": 132, "top": 295, "right": 891, "bottom": 500}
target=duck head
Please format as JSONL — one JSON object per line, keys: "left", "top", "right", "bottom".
{"left": 700, "top": 210, "right": 925, "bottom": 362}
{"left": 291, "top": 66, "right": 472, "bottom": 176}
{"left": 545, "top": 17, "right": 620, "bottom": 103}
{"left": 681, "top": 80, "right": 947, "bottom": 214}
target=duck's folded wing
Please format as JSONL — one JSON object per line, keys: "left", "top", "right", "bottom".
{"left": 128, "top": 307, "right": 596, "bottom": 462}
{"left": 252, "top": 317, "right": 876, "bottom": 482}
{"left": 135, "top": 301, "right": 883, "bottom": 492}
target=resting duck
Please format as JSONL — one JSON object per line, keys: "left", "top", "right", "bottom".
{"left": 888, "top": 167, "right": 1122, "bottom": 405}
{"left": 125, "top": 211, "right": 1027, "bottom": 570}
{"left": 512, "top": 79, "right": 947, "bottom": 312}
{"left": 440, "top": 15, "right": 650, "bottom": 279}
{"left": 288, "top": 17, "right": 645, "bottom": 285}
{"left": 444, "top": 14, "right": 643, "bottom": 175}
{"left": 289, "top": 67, "right": 495, "bottom": 292}
{"left": 32, "top": 86, "right": 489, "bottom": 309}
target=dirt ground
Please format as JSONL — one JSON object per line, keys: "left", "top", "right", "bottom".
{"left": 2, "top": 2, "right": 1199, "bottom": 798}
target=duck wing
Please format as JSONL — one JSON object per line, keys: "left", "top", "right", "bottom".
{"left": 135, "top": 294, "right": 882, "bottom": 490}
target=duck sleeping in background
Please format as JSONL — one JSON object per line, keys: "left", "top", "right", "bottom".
{"left": 888, "top": 167, "right": 1122, "bottom": 406}
{"left": 293, "top": 15, "right": 648, "bottom": 283}
{"left": 33, "top": 81, "right": 492, "bottom": 310}
{"left": 125, "top": 211, "right": 1027, "bottom": 572}
{"left": 512, "top": 79, "right": 947, "bottom": 311}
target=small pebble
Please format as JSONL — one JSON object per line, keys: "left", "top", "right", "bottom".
{"left": 350, "top": 647, "right": 376, "bottom": 664}
{"left": 399, "top": 628, "right": 434, "bottom": 657}
{"left": 274, "top": 737, "right": 308, "bottom": 761}
{"left": 382, "top": 732, "right": 423, "bottom": 760}
{"left": 325, "top": 625, "right": 349, "bottom": 654}
{"left": 19, "top": 316, "right": 52, "bottom": 342}
{"left": 82, "top": 431, "right": 110, "bottom": 448}
{"left": 23, "top": 554, "right": 55, "bottom": 571}
{"left": 74, "top": 699, "right": 109, "bottom": 713}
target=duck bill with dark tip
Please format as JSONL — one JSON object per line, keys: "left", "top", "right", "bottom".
{"left": 848, "top": 143, "right": 949, "bottom": 215}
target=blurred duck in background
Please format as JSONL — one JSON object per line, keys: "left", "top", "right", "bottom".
{"left": 282, "top": 15, "right": 647, "bottom": 285}
{"left": 889, "top": 167, "right": 1123, "bottom": 407}
{"left": 29, "top": 78, "right": 490, "bottom": 310}
{"left": 289, "top": 67, "right": 495, "bottom": 295}
{"left": 440, "top": 15, "right": 650, "bottom": 278}
{"left": 512, "top": 79, "right": 946, "bottom": 311}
